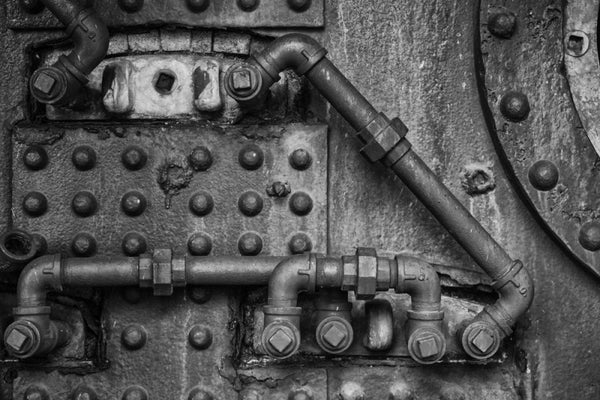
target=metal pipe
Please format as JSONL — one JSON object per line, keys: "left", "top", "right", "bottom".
{"left": 185, "top": 256, "right": 285, "bottom": 286}
{"left": 225, "top": 33, "right": 534, "bottom": 360}
{"left": 30, "top": 0, "right": 109, "bottom": 106}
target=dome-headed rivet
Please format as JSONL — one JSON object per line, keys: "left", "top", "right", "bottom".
{"left": 488, "top": 10, "right": 517, "bottom": 39}
{"left": 188, "top": 325, "right": 213, "bottom": 350}
{"left": 289, "top": 148, "right": 312, "bottom": 170}
{"left": 237, "top": 0, "right": 259, "bottom": 11}
{"left": 238, "top": 191, "right": 264, "bottom": 216}
{"left": 122, "top": 232, "right": 147, "bottom": 256}
{"left": 122, "top": 146, "right": 147, "bottom": 170}
{"left": 238, "top": 232, "right": 263, "bottom": 256}
{"left": 189, "top": 146, "right": 213, "bottom": 171}
{"left": 122, "top": 386, "right": 148, "bottom": 400}
{"left": 118, "top": 0, "right": 144, "bottom": 13}
{"left": 289, "top": 192, "right": 313, "bottom": 216}
{"left": 239, "top": 144, "right": 264, "bottom": 170}
{"left": 22, "top": 192, "right": 48, "bottom": 217}
{"left": 189, "top": 192, "right": 214, "bottom": 216}
{"left": 23, "top": 146, "right": 48, "bottom": 170}
{"left": 528, "top": 160, "right": 559, "bottom": 191}
{"left": 500, "top": 91, "right": 530, "bottom": 122}
{"left": 121, "top": 325, "right": 147, "bottom": 350}
{"left": 288, "top": 233, "right": 312, "bottom": 254}
{"left": 187, "top": 233, "right": 213, "bottom": 256}
{"left": 121, "top": 191, "right": 147, "bottom": 216}
{"left": 71, "top": 232, "right": 97, "bottom": 257}
{"left": 72, "top": 191, "right": 98, "bottom": 217}
{"left": 72, "top": 145, "right": 97, "bottom": 171}
{"left": 579, "top": 221, "right": 600, "bottom": 251}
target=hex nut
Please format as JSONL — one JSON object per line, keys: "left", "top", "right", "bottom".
{"left": 355, "top": 248, "right": 378, "bottom": 299}
{"left": 341, "top": 255, "right": 358, "bottom": 292}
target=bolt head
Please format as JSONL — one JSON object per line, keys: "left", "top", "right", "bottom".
{"left": 322, "top": 323, "right": 347, "bottom": 348}
{"left": 528, "top": 160, "right": 559, "bottom": 191}
{"left": 500, "top": 91, "right": 530, "bottom": 122}
{"left": 72, "top": 386, "right": 98, "bottom": 400}
{"left": 33, "top": 71, "right": 57, "bottom": 95}
{"left": 579, "top": 221, "right": 600, "bottom": 251}
{"left": 471, "top": 329, "right": 495, "bottom": 353}
{"left": 416, "top": 335, "right": 439, "bottom": 358}
{"left": 408, "top": 327, "right": 446, "bottom": 364}
{"left": 488, "top": 11, "right": 517, "bottom": 38}
{"left": 461, "top": 321, "right": 500, "bottom": 360}
{"left": 231, "top": 70, "right": 253, "bottom": 91}
{"left": 121, "top": 325, "right": 146, "bottom": 350}
{"left": 188, "top": 325, "right": 213, "bottom": 350}
{"left": 24, "top": 386, "right": 50, "bottom": 400}
{"left": 268, "top": 328, "right": 294, "bottom": 354}
{"left": 5, "top": 327, "right": 30, "bottom": 352}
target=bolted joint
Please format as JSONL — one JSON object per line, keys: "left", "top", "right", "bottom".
{"left": 4, "top": 315, "right": 70, "bottom": 359}
{"left": 315, "top": 315, "right": 353, "bottom": 354}
{"left": 407, "top": 326, "right": 446, "bottom": 364}
{"left": 262, "top": 306, "right": 302, "bottom": 359}
{"left": 355, "top": 248, "right": 378, "bottom": 300}
{"left": 153, "top": 249, "right": 173, "bottom": 296}
{"left": 460, "top": 319, "right": 501, "bottom": 360}
{"left": 224, "top": 62, "right": 264, "bottom": 105}
{"left": 357, "top": 113, "right": 410, "bottom": 163}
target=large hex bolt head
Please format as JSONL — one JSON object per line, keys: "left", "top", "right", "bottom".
{"left": 407, "top": 327, "right": 446, "bottom": 364}
{"left": 4, "top": 320, "right": 41, "bottom": 358}
{"left": 261, "top": 320, "right": 301, "bottom": 359}
{"left": 315, "top": 316, "right": 354, "bottom": 354}
{"left": 72, "top": 385, "right": 98, "bottom": 400}
{"left": 460, "top": 320, "right": 500, "bottom": 360}
{"left": 122, "top": 386, "right": 148, "bottom": 400}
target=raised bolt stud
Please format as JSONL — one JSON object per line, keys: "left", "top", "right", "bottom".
{"left": 289, "top": 148, "right": 312, "bottom": 170}
{"left": 579, "top": 221, "right": 600, "bottom": 252}
{"left": 122, "top": 386, "right": 148, "bottom": 400}
{"left": 22, "top": 191, "right": 48, "bottom": 217}
{"left": 338, "top": 382, "right": 365, "bottom": 400}
{"left": 289, "top": 191, "right": 313, "bottom": 216}
{"left": 72, "top": 232, "right": 97, "bottom": 257}
{"left": 189, "top": 191, "right": 214, "bottom": 216}
{"left": 238, "top": 191, "right": 264, "bottom": 216}
{"left": 187, "top": 233, "right": 213, "bottom": 256}
{"left": 72, "top": 146, "right": 97, "bottom": 171}
{"left": 118, "top": 0, "right": 144, "bottom": 13}
{"left": 122, "top": 232, "right": 147, "bottom": 256}
{"left": 121, "top": 324, "right": 147, "bottom": 350}
{"left": 23, "top": 146, "right": 48, "bottom": 171}
{"left": 226, "top": 63, "right": 263, "bottom": 102}
{"left": 72, "top": 191, "right": 98, "bottom": 217}
{"left": 186, "top": 0, "right": 210, "bottom": 12}
{"left": 189, "top": 146, "right": 213, "bottom": 171}
{"left": 188, "top": 387, "right": 214, "bottom": 400}
{"left": 188, "top": 325, "right": 213, "bottom": 350}
{"left": 499, "top": 91, "right": 530, "bottom": 122}
{"left": 237, "top": 0, "right": 259, "bottom": 11}
{"left": 72, "top": 386, "right": 98, "bottom": 400}
{"left": 239, "top": 144, "right": 264, "bottom": 170}
{"left": 528, "top": 160, "right": 559, "bottom": 191}
{"left": 487, "top": 10, "right": 517, "bottom": 38}
{"left": 238, "top": 232, "right": 263, "bottom": 256}
{"left": 122, "top": 146, "right": 147, "bottom": 170}
{"left": 121, "top": 191, "right": 147, "bottom": 216}
{"left": 316, "top": 317, "right": 353, "bottom": 354}
{"left": 288, "top": 233, "right": 312, "bottom": 254}
{"left": 187, "top": 286, "right": 212, "bottom": 304}
{"left": 388, "top": 382, "right": 414, "bottom": 400}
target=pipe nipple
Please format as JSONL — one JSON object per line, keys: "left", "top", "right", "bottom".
{"left": 407, "top": 326, "right": 446, "bottom": 364}
{"left": 460, "top": 320, "right": 501, "bottom": 360}
{"left": 261, "top": 319, "right": 301, "bottom": 359}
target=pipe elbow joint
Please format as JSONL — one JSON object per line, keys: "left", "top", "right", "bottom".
{"left": 460, "top": 260, "right": 534, "bottom": 360}
{"left": 30, "top": 2, "right": 109, "bottom": 106}
{"left": 395, "top": 255, "right": 442, "bottom": 312}
{"left": 17, "top": 254, "right": 63, "bottom": 309}
{"left": 261, "top": 254, "right": 315, "bottom": 359}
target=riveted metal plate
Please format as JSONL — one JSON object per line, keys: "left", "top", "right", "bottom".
{"left": 13, "top": 289, "right": 239, "bottom": 399}
{"left": 477, "top": 0, "right": 600, "bottom": 275}
{"left": 7, "top": 0, "right": 324, "bottom": 30}
{"left": 12, "top": 123, "right": 327, "bottom": 257}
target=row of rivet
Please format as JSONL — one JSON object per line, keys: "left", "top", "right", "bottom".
{"left": 22, "top": 189, "right": 313, "bottom": 218}
{"left": 23, "top": 384, "right": 217, "bottom": 400}
{"left": 68, "top": 231, "right": 311, "bottom": 257}
{"left": 23, "top": 145, "right": 312, "bottom": 172}
{"left": 120, "top": 323, "right": 212, "bottom": 350}
{"left": 490, "top": 9, "right": 600, "bottom": 252}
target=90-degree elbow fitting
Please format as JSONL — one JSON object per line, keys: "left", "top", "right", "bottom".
{"left": 30, "top": 0, "right": 109, "bottom": 106}
{"left": 261, "top": 254, "right": 316, "bottom": 359}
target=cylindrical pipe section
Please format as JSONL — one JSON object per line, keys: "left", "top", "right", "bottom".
{"left": 186, "top": 256, "right": 285, "bottom": 286}
{"left": 62, "top": 257, "right": 138, "bottom": 287}
{"left": 363, "top": 298, "right": 394, "bottom": 352}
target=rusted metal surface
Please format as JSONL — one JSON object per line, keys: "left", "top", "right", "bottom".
{"left": 12, "top": 123, "right": 327, "bottom": 257}
{"left": 478, "top": 0, "right": 600, "bottom": 276}
{"left": 7, "top": 0, "right": 325, "bottom": 29}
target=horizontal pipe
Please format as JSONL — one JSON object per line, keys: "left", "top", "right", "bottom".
{"left": 185, "top": 256, "right": 285, "bottom": 286}
{"left": 62, "top": 257, "right": 138, "bottom": 287}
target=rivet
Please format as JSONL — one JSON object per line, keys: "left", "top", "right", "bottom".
{"left": 289, "top": 148, "right": 312, "bottom": 170}
{"left": 122, "top": 146, "right": 147, "bottom": 171}
{"left": 289, "top": 192, "right": 313, "bottom": 216}
{"left": 287, "top": 0, "right": 310, "bottom": 12}
{"left": 388, "top": 382, "right": 414, "bottom": 400}
{"left": 122, "top": 287, "right": 142, "bottom": 304}
{"left": 237, "top": 0, "right": 259, "bottom": 11}
{"left": 71, "top": 232, "right": 97, "bottom": 257}
{"left": 528, "top": 160, "right": 559, "bottom": 191}
{"left": 186, "top": 0, "right": 210, "bottom": 12}
{"left": 187, "top": 286, "right": 212, "bottom": 304}
{"left": 118, "top": 0, "right": 144, "bottom": 13}
{"left": 189, "top": 192, "right": 214, "bottom": 216}
{"left": 239, "top": 144, "right": 264, "bottom": 170}
{"left": 238, "top": 232, "right": 263, "bottom": 256}
{"left": 188, "top": 387, "right": 214, "bottom": 400}
{"left": 121, "top": 324, "right": 147, "bottom": 350}
{"left": 579, "top": 221, "right": 600, "bottom": 251}
{"left": 338, "top": 382, "right": 365, "bottom": 400}
{"left": 288, "top": 233, "right": 312, "bottom": 254}
{"left": 24, "top": 385, "right": 50, "bottom": 400}
{"left": 189, "top": 146, "right": 213, "bottom": 171}
{"left": 122, "top": 386, "right": 148, "bottom": 400}
{"left": 72, "top": 145, "right": 97, "bottom": 171}
{"left": 238, "top": 191, "right": 264, "bottom": 216}
{"left": 71, "top": 385, "right": 98, "bottom": 400}
{"left": 23, "top": 146, "right": 48, "bottom": 170}
{"left": 288, "top": 388, "right": 313, "bottom": 400}
{"left": 122, "top": 232, "right": 147, "bottom": 256}
{"left": 22, "top": 192, "right": 48, "bottom": 217}
{"left": 487, "top": 10, "right": 517, "bottom": 39}
{"left": 187, "top": 232, "right": 213, "bottom": 256}
{"left": 121, "top": 191, "right": 147, "bottom": 216}
{"left": 19, "top": 0, "right": 44, "bottom": 14}
{"left": 499, "top": 91, "right": 530, "bottom": 122}
{"left": 72, "top": 191, "right": 98, "bottom": 217}
{"left": 188, "top": 325, "right": 213, "bottom": 350}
